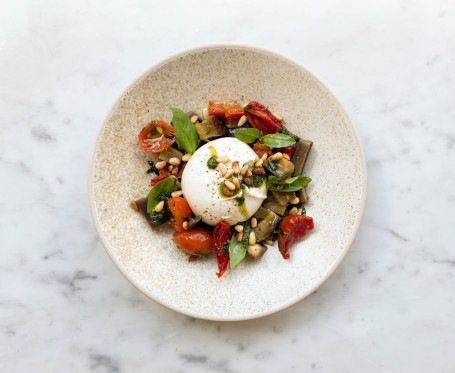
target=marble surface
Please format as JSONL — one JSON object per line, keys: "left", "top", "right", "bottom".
{"left": 0, "top": 0, "right": 454, "bottom": 372}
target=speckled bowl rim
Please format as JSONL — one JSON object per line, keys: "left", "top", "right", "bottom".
{"left": 88, "top": 43, "right": 367, "bottom": 321}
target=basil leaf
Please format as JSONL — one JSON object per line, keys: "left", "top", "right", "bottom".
{"left": 170, "top": 107, "right": 199, "bottom": 154}
{"left": 266, "top": 175, "right": 311, "bottom": 192}
{"left": 261, "top": 133, "right": 296, "bottom": 148}
{"left": 147, "top": 177, "right": 176, "bottom": 213}
{"left": 229, "top": 221, "right": 251, "bottom": 268}
{"left": 234, "top": 128, "right": 261, "bottom": 143}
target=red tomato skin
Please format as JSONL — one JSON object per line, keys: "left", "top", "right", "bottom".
{"left": 213, "top": 221, "right": 232, "bottom": 278}
{"left": 167, "top": 197, "right": 193, "bottom": 232}
{"left": 150, "top": 174, "right": 169, "bottom": 186}
{"left": 278, "top": 215, "right": 314, "bottom": 259}
{"left": 138, "top": 120, "right": 175, "bottom": 153}
{"left": 173, "top": 228, "right": 213, "bottom": 256}
{"left": 244, "top": 101, "right": 283, "bottom": 135}
{"left": 278, "top": 145, "right": 296, "bottom": 158}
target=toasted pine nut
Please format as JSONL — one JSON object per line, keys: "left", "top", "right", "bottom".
{"left": 243, "top": 102, "right": 248, "bottom": 109}
{"left": 234, "top": 225, "right": 244, "bottom": 232}
{"left": 272, "top": 152, "right": 283, "bottom": 161}
{"left": 217, "top": 162, "right": 227, "bottom": 176}
{"left": 236, "top": 232, "right": 243, "bottom": 241}
{"left": 169, "top": 157, "right": 181, "bottom": 166}
{"left": 237, "top": 115, "right": 247, "bottom": 127}
{"left": 154, "top": 201, "right": 164, "bottom": 212}
{"left": 171, "top": 190, "right": 183, "bottom": 198}
{"left": 216, "top": 156, "right": 229, "bottom": 163}
{"left": 225, "top": 169, "right": 234, "bottom": 179}
{"left": 282, "top": 153, "right": 290, "bottom": 160}
{"left": 251, "top": 217, "right": 257, "bottom": 228}
{"left": 290, "top": 197, "right": 300, "bottom": 204}
{"left": 261, "top": 153, "right": 268, "bottom": 162}
{"left": 255, "top": 159, "right": 263, "bottom": 168}
{"left": 240, "top": 165, "right": 249, "bottom": 175}
{"left": 168, "top": 165, "right": 174, "bottom": 171}
{"left": 273, "top": 112, "right": 283, "bottom": 121}
{"left": 224, "top": 180, "right": 236, "bottom": 191}
{"left": 182, "top": 153, "right": 192, "bottom": 162}
{"left": 182, "top": 221, "right": 189, "bottom": 230}
{"left": 249, "top": 231, "right": 256, "bottom": 245}
{"left": 233, "top": 178, "right": 240, "bottom": 189}
{"left": 289, "top": 207, "right": 298, "bottom": 215}
{"left": 190, "top": 115, "right": 198, "bottom": 123}
{"left": 130, "top": 200, "right": 139, "bottom": 211}
{"left": 202, "top": 108, "right": 209, "bottom": 120}
{"left": 232, "top": 162, "right": 240, "bottom": 174}
{"left": 156, "top": 161, "right": 166, "bottom": 170}
{"left": 264, "top": 239, "right": 274, "bottom": 245}
{"left": 246, "top": 169, "right": 252, "bottom": 177}
{"left": 171, "top": 167, "right": 179, "bottom": 175}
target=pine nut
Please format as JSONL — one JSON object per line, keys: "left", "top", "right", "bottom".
{"left": 236, "top": 232, "right": 243, "bottom": 241}
{"left": 130, "top": 200, "right": 139, "bottom": 211}
{"left": 233, "top": 178, "right": 240, "bottom": 189}
{"left": 216, "top": 156, "right": 229, "bottom": 163}
{"left": 225, "top": 180, "right": 236, "bottom": 191}
{"left": 272, "top": 152, "right": 283, "bottom": 160}
{"left": 171, "top": 190, "right": 183, "bottom": 198}
{"left": 264, "top": 239, "right": 274, "bottom": 245}
{"left": 290, "top": 197, "right": 300, "bottom": 204}
{"left": 217, "top": 163, "right": 227, "bottom": 176}
{"left": 169, "top": 157, "right": 181, "bottom": 166}
{"left": 243, "top": 102, "right": 249, "bottom": 109}
{"left": 182, "top": 153, "right": 192, "bottom": 162}
{"left": 223, "top": 186, "right": 234, "bottom": 196}
{"left": 225, "top": 169, "right": 234, "bottom": 179}
{"left": 289, "top": 207, "right": 298, "bottom": 215}
{"left": 234, "top": 225, "right": 244, "bottom": 232}
{"left": 273, "top": 112, "right": 282, "bottom": 121}
{"left": 232, "top": 162, "right": 240, "bottom": 174}
{"left": 255, "top": 159, "right": 263, "bottom": 168}
{"left": 237, "top": 115, "right": 247, "bottom": 127}
{"left": 154, "top": 201, "right": 164, "bottom": 212}
{"left": 171, "top": 167, "right": 179, "bottom": 175}
{"left": 182, "top": 221, "right": 189, "bottom": 230}
{"left": 202, "top": 108, "right": 209, "bottom": 120}
{"left": 249, "top": 231, "right": 256, "bottom": 245}
{"left": 240, "top": 165, "right": 249, "bottom": 175}
{"left": 251, "top": 217, "right": 257, "bottom": 228}
{"left": 261, "top": 153, "right": 268, "bottom": 162}
{"left": 156, "top": 161, "right": 166, "bottom": 170}
{"left": 190, "top": 115, "right": 198, "bottom": 123}
{"left": 282, "top": 153, "right": 290, "bottom": 160}
{"left": 246, "top": 169, "right": 252, "bottom": 177}
{"left": 168, "top": 165, "right": 174, "bottom": 171}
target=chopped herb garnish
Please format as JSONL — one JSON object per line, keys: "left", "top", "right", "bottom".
{"left": 146, "top": 160, "right": 156, "bottom": 174}
{"left": 266, "top": 158, "right": 278, "bottom": 171}
{"left": 252, "top": 174, "right": 265, "bottom": 188}
{"left": 207, "top": 155, "right": 218, "bottom": 169}
{"left": 301, "top": 206, "right": 307, "bottom": 216}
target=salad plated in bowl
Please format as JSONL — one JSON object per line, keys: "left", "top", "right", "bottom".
{"left": 88, "top": 44, "right": 366, "bottom": 321}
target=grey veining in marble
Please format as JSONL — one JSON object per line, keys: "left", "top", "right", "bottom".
{"left": 1, "top": 0, "right": 454, "bottom": 372}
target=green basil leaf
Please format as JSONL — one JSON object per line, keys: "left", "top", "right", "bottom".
{"left": 261, "top": 133, "right": 296, "bottom": 148}
{"left": 147, "top": 177, "right": 176, "bottom": 213}
{"left": 229, "top": 221, "right": 251, "bottom": 268}
{"left": 234, "top": 128, "right": 261, "bottom": 143}
{"left": 266, "top": 175, "right": 311, "bottom": 192}
{"left": 170, "top": 107, "right": 199, "bottom": 154}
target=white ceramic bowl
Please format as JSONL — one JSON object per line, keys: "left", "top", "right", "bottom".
{"left": 88, "top": 44, "right": 367, "bottom": 321}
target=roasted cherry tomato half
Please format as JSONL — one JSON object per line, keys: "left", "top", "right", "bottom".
{"left": 244, "top": 101, "right": 283, "bottom": 135}
{"left": 208, "top": 100, "right": 244, "bottom": 126}
{"left": 253, "top": 142, "right": 273, "bottom": 159}
{"left": 213, "top": 221, "right": 232, "bottom": 278}
{"left": 167, "top": 197, "right": 193, "bottom": 232}
{"left": 278, "top": 215, "right": 314, "bottom": 259}
{"left": 138, "top": 120, "right": 175, "bottom": 153}
{"left": 150, "top": 174, "right": 169, "bottom": 186}
{"left": 173, "top": 228, "right": 213, "bottom": 256}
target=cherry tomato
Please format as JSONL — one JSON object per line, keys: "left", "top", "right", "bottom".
{"left": 278, "top": 145, "right": 296, "bottom": 158}
{"left": 150, "top": 174, "right": 169, "bottom": 186}
{"left": 253, "top": 142, "right": 273, "bottom": 159}
{"left": 173, "top": 228, "right": 213, "bottom": 256}
{"left": 244, "top": 101, "right": 283, "bottom": 134}
{"left": 278, "top": 215, "right": 314, "bottom": 259}
{"left": 213, "top": 221, "right": 232, "bottom": 278}
{"left": 138, "top": 120, "right": 175, "bottom": 153}
{"left": 167, "top": 197, "right": 193, "bottom": 232}
{"left": 208, "top": 100, "right": 244, "bottom": 126}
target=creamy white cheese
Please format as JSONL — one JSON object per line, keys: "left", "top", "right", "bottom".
{"left": 181, "top": 137, "right": 267, "bottom": 226}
